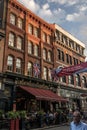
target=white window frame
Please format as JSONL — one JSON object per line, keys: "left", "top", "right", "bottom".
{"left": 16, "top": 58, "right": 22, "bottom": 74}
{"left": 17, "top": 36, "right": 22, "bottom": 50}
{"left": 7, "top": 55, "right": 13, "bottom": 71}
{"left": 18, "top": 17, "right": 23, "bottom": 29}
{"left": 10, "top": 13, "right": 16, "bottom": 25}
{"left": 8, "top": 32, "right": 15, "bottom": 47}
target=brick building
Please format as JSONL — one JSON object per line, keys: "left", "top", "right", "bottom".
{"left": 0, "top": 0, "right": 87, "bottom": 112}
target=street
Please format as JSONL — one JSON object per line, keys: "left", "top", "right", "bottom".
{"left": 41, "top": 125, "right": 69, "bottom": 130}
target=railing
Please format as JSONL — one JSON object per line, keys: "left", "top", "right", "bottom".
{"left": 0, "top": 119, "right": 10, "bottom": 130}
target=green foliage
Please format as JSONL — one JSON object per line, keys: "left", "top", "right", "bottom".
{"left": 19, "top": 110, "right": 27, "bottom": 118}
{"left": 0, "top": 109, "right": 4, "bottom": 118}
{"left": 7, "top": 111, "right": 20, "bottom": 119}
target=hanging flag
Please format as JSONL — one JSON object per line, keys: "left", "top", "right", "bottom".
{"left": 51, "top": 68, "right": 58, "bottom": 81}
{"left": 56, "top": 62, "right": 87, "bottom": 77}
{"left": 33, "top": 63, "right": 40, "bottom": 77}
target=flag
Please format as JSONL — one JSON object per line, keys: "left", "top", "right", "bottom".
{"left": 51, "top": 68, "right": 58, "bottom": 81}
{"left": 33, "top": 63, "right": 40, "bottom": 77}
{"left": 56, "top": 62, "right": 87, "bottom": 77}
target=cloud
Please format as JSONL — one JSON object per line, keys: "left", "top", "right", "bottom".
{"left": 18, "top": 0, "right": 40, "bottom": 13}
{"left": 47, "top": 0, "right": 77, "bottom": 5}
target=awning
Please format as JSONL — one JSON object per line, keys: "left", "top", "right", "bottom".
{"left": 19, "top": 86, "right": 67, "bottom": 102}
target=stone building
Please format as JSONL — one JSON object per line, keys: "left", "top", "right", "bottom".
{"left": 0, "top": 0, "right": 87, "bottom": 112}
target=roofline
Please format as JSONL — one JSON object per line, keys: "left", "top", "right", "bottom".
{"left": 54, "top": 23, "right": 85, "bottom": 48}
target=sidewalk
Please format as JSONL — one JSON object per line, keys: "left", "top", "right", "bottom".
{"left": 32, "top": 123, "right": 68, "bottom": 130}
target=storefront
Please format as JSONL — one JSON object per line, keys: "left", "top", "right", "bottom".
{"left": 16, "top": 86, "right": 68, "bottom": 112}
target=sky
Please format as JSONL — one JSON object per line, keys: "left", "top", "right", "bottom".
{"left": 17, "top": 0, "right": 87, "bottom": 60}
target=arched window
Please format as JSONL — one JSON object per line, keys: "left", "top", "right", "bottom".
{"left": 7, "top": 55, "right": 13, "bottom": 71}
{"left": 27, "top": 62, "right": 33, "bottom": 76}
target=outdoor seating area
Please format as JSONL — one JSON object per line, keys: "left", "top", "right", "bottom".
{"left": 0, "top": 109, "right": 68, "bottom": 130}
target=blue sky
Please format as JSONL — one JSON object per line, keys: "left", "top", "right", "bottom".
{"left": 17, "top": 0, "right": 87, "bottom": 59}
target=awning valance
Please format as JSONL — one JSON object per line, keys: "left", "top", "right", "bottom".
{"left": 19, "top": 86, "right": 67, "bottom": 102}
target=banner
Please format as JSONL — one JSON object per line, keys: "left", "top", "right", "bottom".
{"left": 56, "top": 62, "right": 87, "bottom": 77}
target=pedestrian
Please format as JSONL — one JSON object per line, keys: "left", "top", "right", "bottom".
{"left": 70, "top": 110, "right": 87, "bottom": 130}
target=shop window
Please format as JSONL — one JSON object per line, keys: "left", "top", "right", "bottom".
{"left": 8, "top": 32, "right": 15, "bottom": 47}
{"left": 27, "top": 62, "right": 33, "bottom": 76}
{"left": 16, "top": 58, "right": 22, "bottom": 74}
{"left": 28, "top": 41, "right": 33, "bottom": 54}
{"left": 10, "top": 13, "right": 16, "bottom": 25}
{"left": 7, "top": 55, "right": 13, "bottom": 71}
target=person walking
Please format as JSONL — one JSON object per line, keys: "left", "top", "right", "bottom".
{"left": 70, "top": 110, "right": 87, "bottom": 130}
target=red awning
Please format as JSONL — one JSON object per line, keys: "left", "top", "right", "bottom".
{"left": 19, "top": 86, "right": 67, "bottom": 102}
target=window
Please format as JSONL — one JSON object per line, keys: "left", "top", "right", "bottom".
{"left": 18, "top": 17, "right": 23, "bottom": 29}
{"left": 62, "top": 51, "right": 64, "bottom": 61}
{"left": 28, "top": 24, "right": 33, "bottom": 34}
{"left": 47, "top": 35, "right": 51, "bottom": 44}
{"left": 34, "top": 27, "right": 38, "bottom": 37}
{"left": 43, "top": 67, "right": 47, "bottom": 80}
{"left": 82, "top": 76, "right": 86, "bottom": 88}
{"left": 10, "top": 13, "right": 16, "bottom": 25}
{"left": 42, "top": 32, "right": 46, "bottom": 42}
{"left": 27, "top": 62, "right": 33, "bottom": 76}
{"left": 34, "top": 44, "right": 39, "bottom": 56}
{"left": 28, "top": 41, "right": 33, "bottom": 54}
{"left": 8, "top": 32, "right": 15, "bottom": 47}
{"left": 43, "top": 48, "right": 47, "bottom": 60}
{"left": 76, "top": 74, "right": 81, "bottom": 86}
{"left": 48, "top": 68, "right": 52, "bottom": 80}
{"left": 7, "top": 55, "right": 13, "bottom": 71}
{"left": 58, "top": 49, "right": 61, "bottom": 60}
{"left": 66, "top": 54, "right": 69, "bottom": 63}
{"left": 16, "top": 58, "right": 22, "bottom": 74}
{"left": 60, "top": 76, "right": 66, "bottom": 83}
{"left": 17, "top": 36, "right": 22, "bottom": 50}
{"left": 48, "top": 51, "right": 52, "bottom": 62}
{"left": 68, "top": 75, "right": 74, "bottom": 84}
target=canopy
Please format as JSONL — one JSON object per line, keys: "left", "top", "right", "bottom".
{"left": 19, "top": 86, "right": 67, "bottom": 102}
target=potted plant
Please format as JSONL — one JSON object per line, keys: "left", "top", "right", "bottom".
{"left": 18, "top": 110, "right": 27, "bottom": 130}
{"left": 0, "top": 109, "right": 4, "bottom": 119}
{"left": 7, "top": 111, "right": 20, "bottom": 130}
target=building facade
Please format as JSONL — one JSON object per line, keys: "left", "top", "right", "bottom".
{"left": 0, "top": 0, "right": 87, "bottom": 112}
